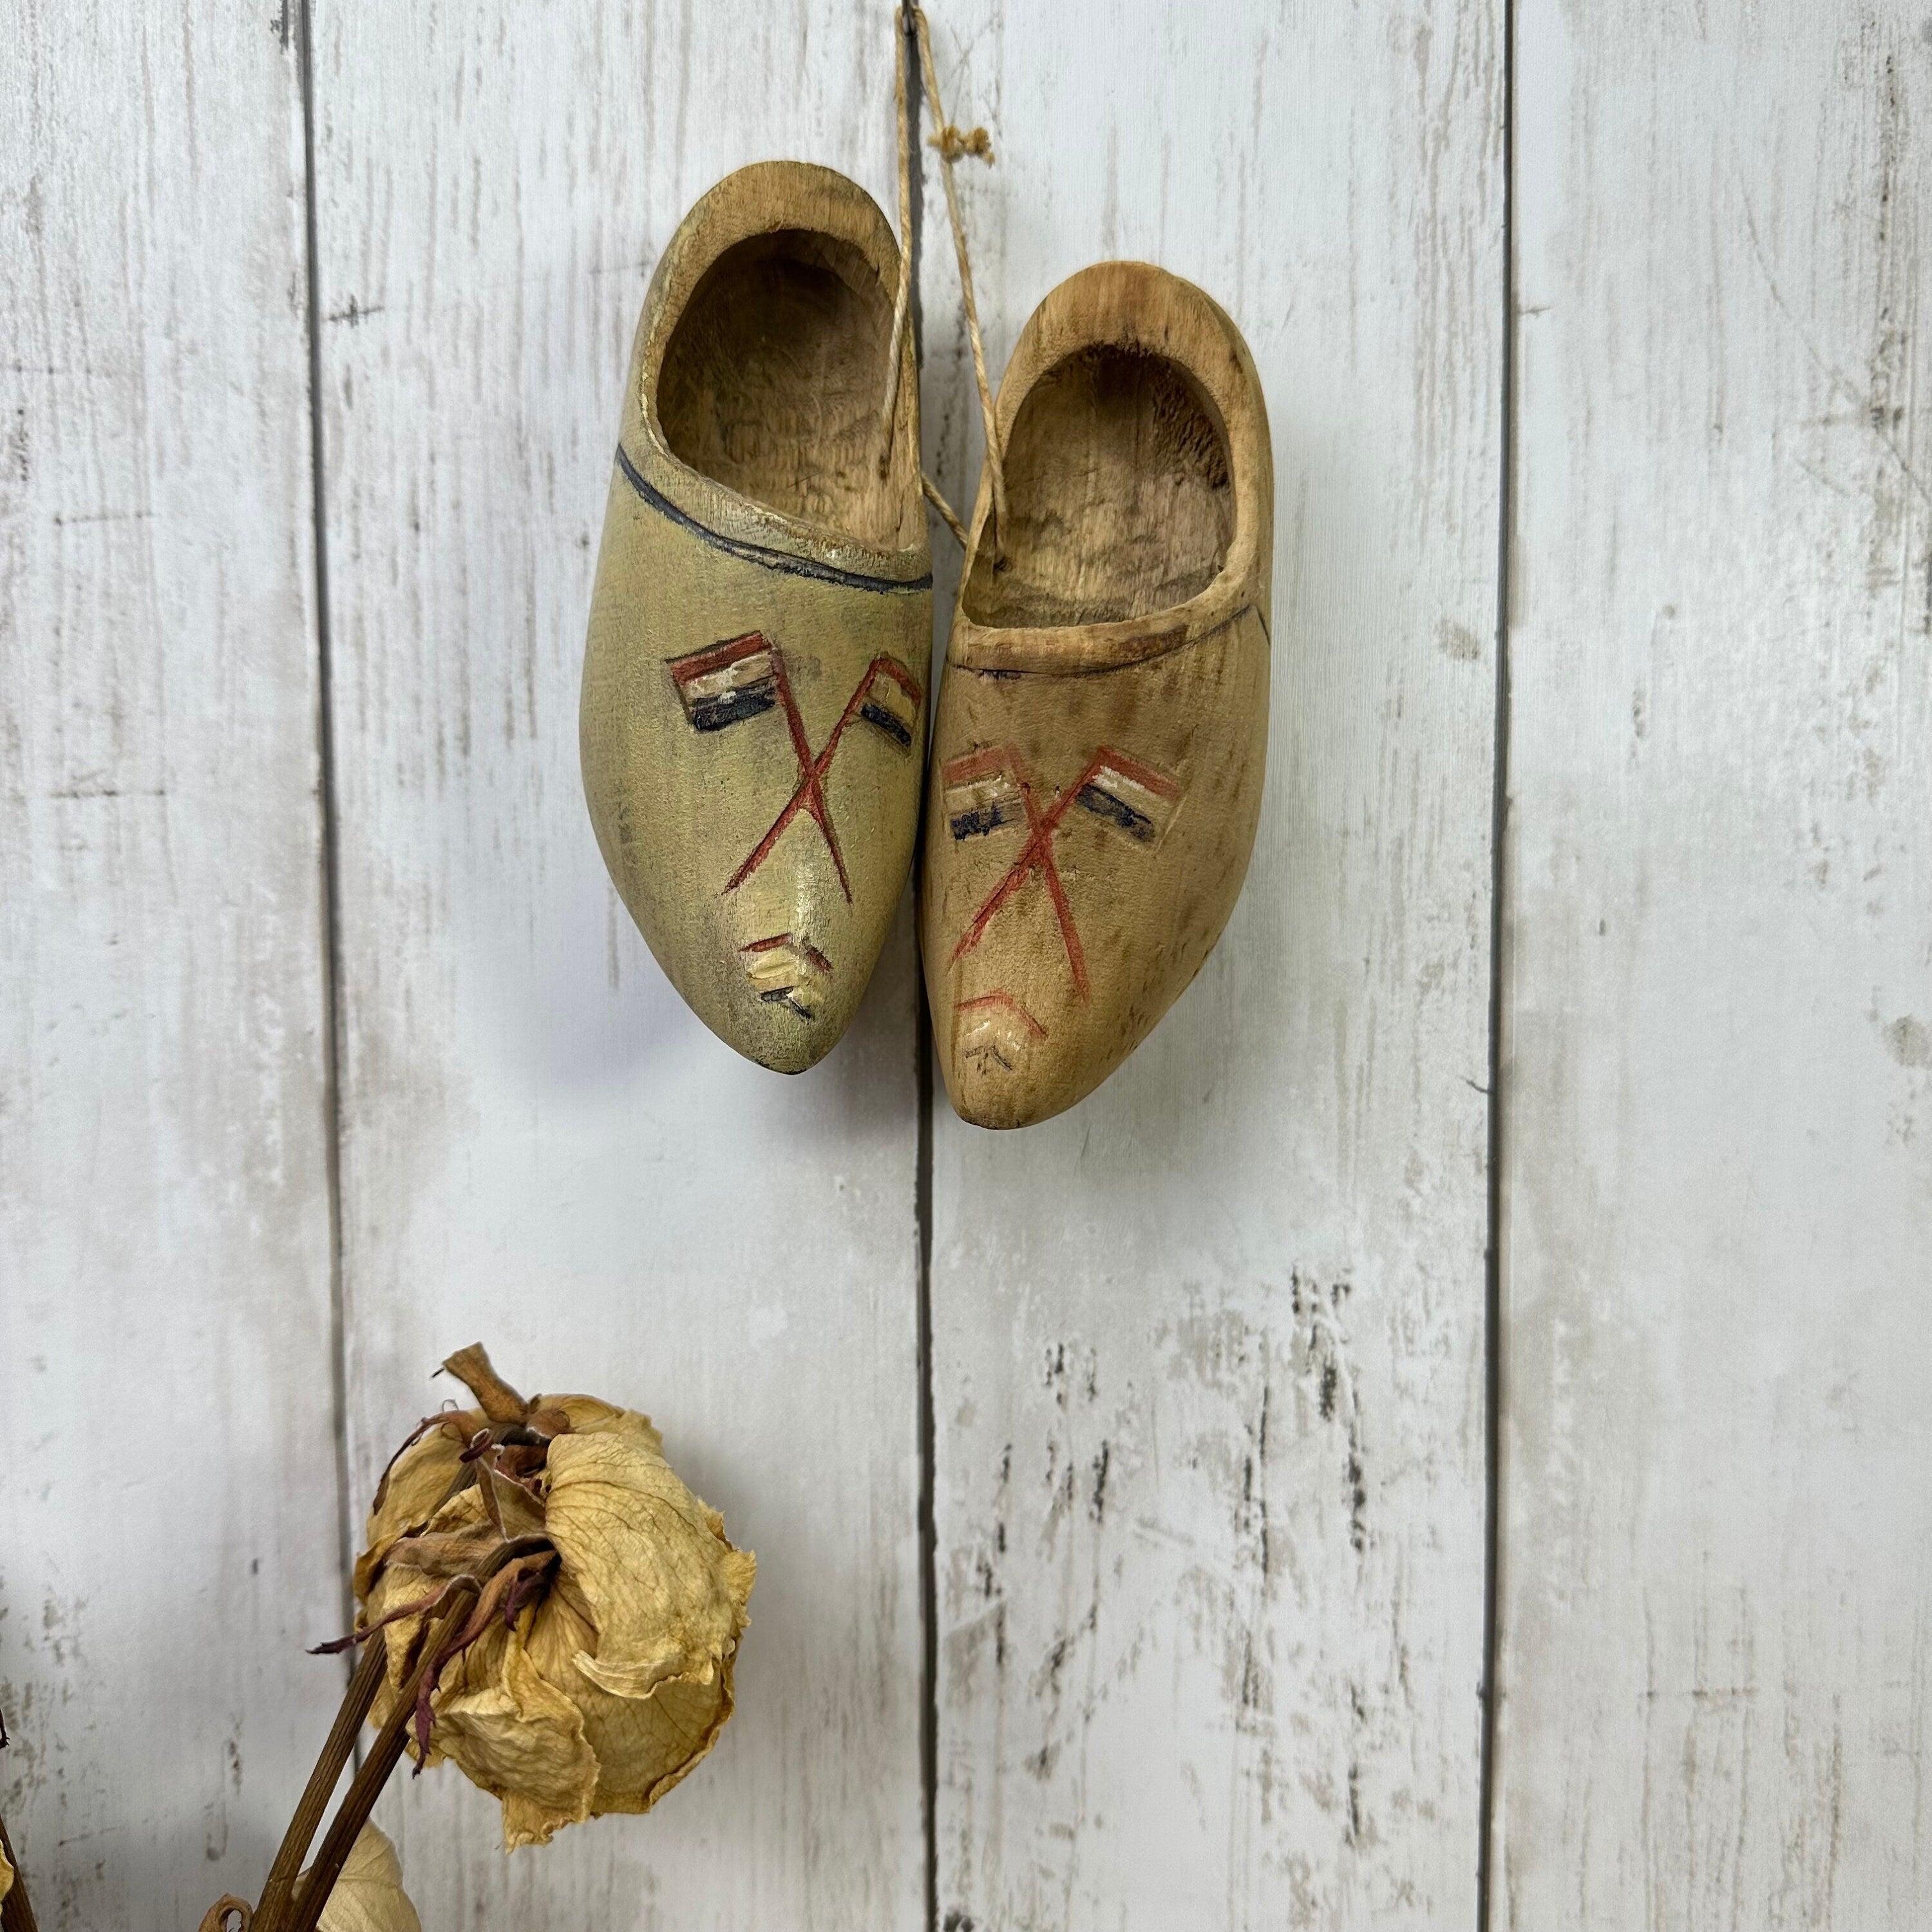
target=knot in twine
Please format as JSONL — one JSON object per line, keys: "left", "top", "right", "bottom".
{"left": 929, "top": 122, "right": 993, "bottom": 164}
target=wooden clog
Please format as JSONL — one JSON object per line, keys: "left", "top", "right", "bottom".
{"left": 582, "top": 162, "right": 931, "bottom": 1072}
{"left": 919, "top": 262, "right": 1273, "bottom": 1128}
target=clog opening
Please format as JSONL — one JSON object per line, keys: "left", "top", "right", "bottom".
{"left": 961, "top": 343, "right": 1233, "bottom": 629}
{"left": 656, "top": 229, "right": 913, "bottom": 549}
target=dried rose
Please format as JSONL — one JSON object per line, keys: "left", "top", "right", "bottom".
{"left": 309, "top": 1825, "right": 419, "bottom": 1932}
{"left": 342, "top": 1345, "right": 755, "bottom": 1850}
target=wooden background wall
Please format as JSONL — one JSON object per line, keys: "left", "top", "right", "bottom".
{"left": 1, "top": 3, "right": 1924, "bottom": 1929}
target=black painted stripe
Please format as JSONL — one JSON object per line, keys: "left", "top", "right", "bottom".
{"left": 859, "top": 701, "right": 915, "bottom": 749}
{"left": 614, "top": 444, "right": 933, "bottom": 595}
{"left": 1076, "top": 782, "right": 1158, "bottom": 842}
{"left": 687, "top": 686, "right": 777, "bottom": 733}
{"left": 949, "top": 803, "right": 1018, "bottom": 841}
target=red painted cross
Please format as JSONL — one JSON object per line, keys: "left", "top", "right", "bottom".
{"left": 947, "top": 748, "right": 1116, "bottom": 1004}
{"left": 725, "top": 651, "right": 923, "bottom": 902}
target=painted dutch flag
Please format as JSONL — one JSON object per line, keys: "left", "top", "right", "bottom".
{"left": 1074, "top": 748, "right": 1182, "bottom": 848}
{"left": 942, "top": 748, "right": 1027, "bottom": 840}
{"left": 668, "top": 632, "right": 780, "bottom": 732}
{"left": 858, "top": 659, "right": 922, "bottom": 749}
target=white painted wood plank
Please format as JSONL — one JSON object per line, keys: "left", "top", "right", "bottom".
{"left": 1497, "top": 3, "right": 1932, "bottom": 1925}
{"left": 918, "top": 5, "right": 1504, "bottom": 1924}
{"left": 0, "top": 5, "right": 341, "bottom": 1926}
{"left": 308, "top": 4, "right": 924, "bottom": 1924}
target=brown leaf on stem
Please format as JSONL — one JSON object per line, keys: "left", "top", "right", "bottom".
{"left": 439, "top": 1343, "right": 528, "bottom": 1425}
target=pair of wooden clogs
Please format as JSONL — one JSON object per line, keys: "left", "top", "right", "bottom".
{"left": 581, "top": 162, "right": 1271, "bottom": 1130}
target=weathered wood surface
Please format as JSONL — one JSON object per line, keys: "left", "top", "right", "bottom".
{"left": 308, "top": 3, "right": 924, "bottom": 1926}
{"left": 917, "top": 4, "right": 1504, "bottom": 1924}
{"left": 0, "top": 5, "right": 342, "bottom": 1926}
{"left": 1496, "top": 3, "right": 1932, "bottom": 1926}
{"left": 6, "top": 1, "right": 1932, "bottom": 1927}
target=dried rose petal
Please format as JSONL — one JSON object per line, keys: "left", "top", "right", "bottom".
{"left": 308, "top": 1824, "right": 421, "bottom": 1932}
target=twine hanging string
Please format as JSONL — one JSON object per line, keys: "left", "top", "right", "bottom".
{"left": 878, "top": 3, "right": 1005, "bottom": 558}
{"left": 878, "top": 12, "right": 916, "bottom": 464}
{"left": 910, "top": 3, "right": 1009, "bottom": 556}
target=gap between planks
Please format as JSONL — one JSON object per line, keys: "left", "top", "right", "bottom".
{"left": 294, "top": 0, "right": 359, "bottom": 1705}
{"left": 1476, "top": 0, "right": 1517, "bottom": 1927}
{"left": 904, "top": 15, "right": 942, "bottom": 1932}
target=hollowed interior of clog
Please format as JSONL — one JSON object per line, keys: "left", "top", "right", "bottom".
{"left": 962, "top": 345, "right": 1233, "bottom": 629}
{"left": 657, "top": 229, "right": 911, "bottom": 548}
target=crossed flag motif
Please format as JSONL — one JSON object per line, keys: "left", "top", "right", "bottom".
{"left": 668, "top": 632, "right": 922, "bottom": 902}
{"left": 664, "top": 641, "right": 1184, "bottom": 1012}
{"left": 942, "top": 744, "right": 1183, "bottom": 1004}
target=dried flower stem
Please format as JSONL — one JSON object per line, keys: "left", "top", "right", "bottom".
{"left": 0, "top": 1812, "right": 38, "bottom": 1932}
{"left": 252, "top": 1447, "right": 498, "bottom": 1932}
{"left": 251, "top": 1636, "right": 390, "bottom": 1932}
{"left": 272, "top": 1582, "right": 482, "bottom": 1932}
